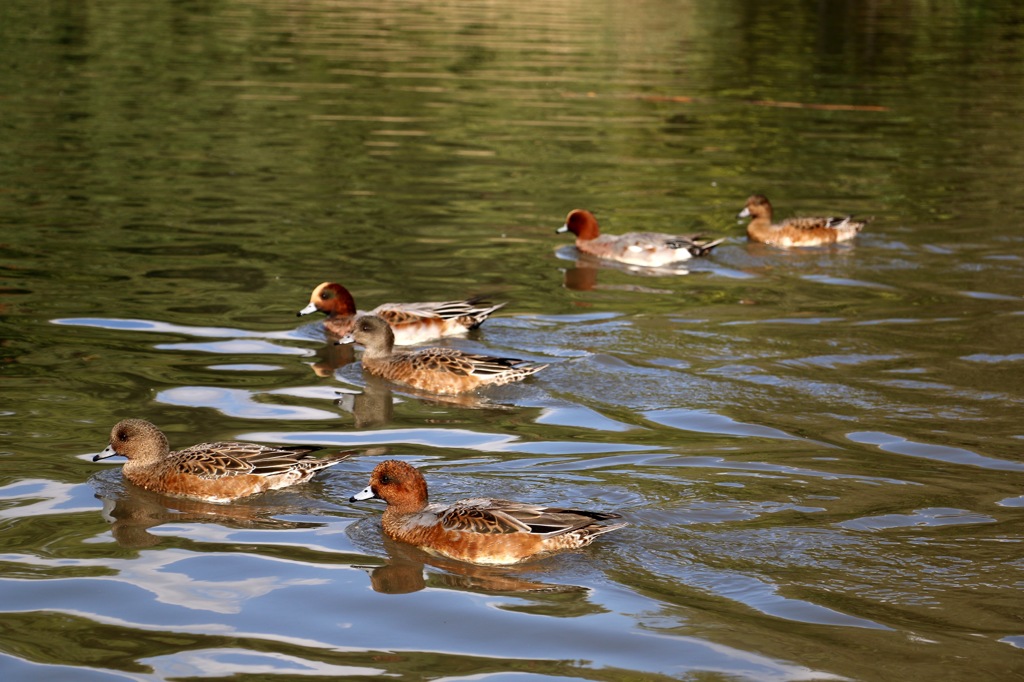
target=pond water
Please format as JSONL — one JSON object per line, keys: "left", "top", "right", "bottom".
{"left": 2, "top": 0, "right": 1023, "bottom": 680}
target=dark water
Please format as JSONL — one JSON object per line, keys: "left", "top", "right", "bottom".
{"left": 2, "top": 0, "right": 1024, "bottom": 680}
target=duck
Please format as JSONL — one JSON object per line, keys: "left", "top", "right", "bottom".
{"left": 350, "top": 459, "right": 627, "bottom": 565}
{"left": 93, "top": 419, "right": 351, "bottom": 503}
{"left": 737, "top": 194, "right": 867, "bottom": 247}
{"left": 556, "top": 208, "right": 723, "bottom": 267}
{"left": 298, "top": 281, "right": 505, "bottom": 345}
{"left": 338, "top": 315, "right": 547, "bottom": 395}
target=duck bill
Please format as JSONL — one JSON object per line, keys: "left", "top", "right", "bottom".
{"left": 92, "top": 444, "right": 121, "bottom": 462}
{"left": 349, "top": 485, "right": 378, "bottom": 502}
{"left": 297, "top": 302, "right": 319, "bottom": 317}
{"left": 737, "top": 207, "right": 751, "bottom": 219}
{"left": 555, "top": 224, "right": 569, "bottom": 234}
{"left": 335, "top": 334, "right": 355, "bottom": 346}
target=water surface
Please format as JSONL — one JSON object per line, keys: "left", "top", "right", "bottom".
{"left": 2, "top": 0, "right": 1024, "bottom": 680}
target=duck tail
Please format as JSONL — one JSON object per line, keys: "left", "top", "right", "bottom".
{"left": 436, "top": 297, "right": 507, "bottom": 328}
{"left": 827, "top": 216, "right": 869, "bottom": 240}
{"left": 496, "top": 362, "right": 549, "bottom": 386}
{"left": 463, "top": 299, "right": 508, "bottom": 329}
{"left": 572, "top": 521, "right": 629, "bottom": 546}
{"left": 687, "top": 237, "right": 725, "bottom": 257}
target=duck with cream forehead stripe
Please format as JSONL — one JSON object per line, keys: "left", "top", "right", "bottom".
{"left": 556, "top": 208, "right": 723, "bottom": 267}
{"left": 298, "top": 281, "right": 505, "bottom": 344}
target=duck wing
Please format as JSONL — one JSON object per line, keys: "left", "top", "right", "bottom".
{"left": 437, "top": 498, "right": 534, "bottom": 534}
{"left": 171, "top": 442, "right": 327, "bottom": 479}
{"left": 405, "top": 348, "right": 526, "bottom": 377}
{"left": 374, "top": 298, "right": 504, "bottom": 325}
{"left": 439, "top": 499, "right": 622, "bottom": 536}
{"left": 618, "top": 231, "right": 723, "bottom": 258}
{"left": 782, "top": 215, "right": 856, "bottom": 232}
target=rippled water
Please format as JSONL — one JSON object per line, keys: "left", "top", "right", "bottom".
{"left": 2, "top": 0, "right": 1024, "bottom": 680}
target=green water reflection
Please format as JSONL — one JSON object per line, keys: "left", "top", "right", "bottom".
{"left": 1, "top": 0, "right": 1023, "bottom": 680}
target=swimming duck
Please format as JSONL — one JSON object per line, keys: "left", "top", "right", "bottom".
{"left": 298, "top": 281, "right": 505, "bottom": 345}
{"left": 556, "top": 209, "right": 723, "bottom": 267}
{"left": 737, "top": 194, "right": 867, "bottom": 247}
{"left": 338, "top": 315, "right": 547, "bottom": 395}
{"left": 94, "top": 419, "right": 351, "bottom": 503}
{"left": 351, "top": 459, "right": 627, "bottom": 565}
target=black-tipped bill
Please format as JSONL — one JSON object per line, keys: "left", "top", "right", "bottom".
{"left": 350, "top": 485, "right": 377, "bottom": 503}
{"left": 92, "top": 444, "right": 121, "bottom": 462}
{"left": 555, "top": 224, "right": 569, "bottom": 234}
{"left": 297, "top": 302, "right": 318, "bottom": 316}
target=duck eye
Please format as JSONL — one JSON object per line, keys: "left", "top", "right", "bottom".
{"left": 321, "top": 290, "right": 332, "bottom": 300}
{"left": 118, "top": 431, "right": 128, "bottom": 441}
{"left": 379, "top": 475, "right": 391, "bottom": 485}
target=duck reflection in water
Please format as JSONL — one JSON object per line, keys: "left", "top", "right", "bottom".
{"left": 309, "top": 340, "right": 357, "bottom": 377}
{"left": 334, "top": 375, "right": 396, "bottom": 428}
{"left": 91, "top": 473, "right": 320, "bottom": 549}
{"left": 561, "top": 257, "right": 601, "bottom": 292}
{"left": 560, "top": 254, "right": 685, "bottom": 293}
{"left": 332, "top": 370, "right": 523, "bottom": 432}
{"left": 358, "top": 535, "right": 599, "bottom": 611}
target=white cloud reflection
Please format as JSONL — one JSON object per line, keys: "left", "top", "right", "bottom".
{"left": 141, "top": 647, "right": 380, "bottom": 678}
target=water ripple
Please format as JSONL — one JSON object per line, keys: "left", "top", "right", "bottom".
{"left": 837, "top": 507, "right": 996, "bottom": 531}
{"left": 52, "top": 317, "right": 304, "bottom": 341}
{"left": 142, "top": 648, "right": 380, "bottom": 679}
{"left": 157, "top": 387, "right": 339, "bottom": 420}
{"left": 642, "top": 408, "right": 799, "bottom": 440}
{"left": 847, "top": 431, "right": 1024, "bottom": 472}
{"left": 244, "top": 429, "right": 658, "bottom": 456}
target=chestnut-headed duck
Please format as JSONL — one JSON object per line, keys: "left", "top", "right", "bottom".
{"left": 350, "top": 460, "right": 626, "bottom": 565}
{"left": 298, "top": 281, "right": 505, "bottom": 345}
{"left": 556, "top": 209, "right": 723, "bottom": 267}
{"left": 338, "top": 315, "right": 547, "bottom": 395}
{"left": 737, "top": 194, "right": 868, "bottom": 247}
{"left": 93, "top": 419, "right": 351, "bottom": 503}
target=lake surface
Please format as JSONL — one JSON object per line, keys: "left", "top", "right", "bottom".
{"left": 2, "top": 0, "right": 1023, "bottom": 680}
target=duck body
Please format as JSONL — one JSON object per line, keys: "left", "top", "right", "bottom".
{"left": 738, "top": 194, "right": 867, "bottom": 247}
{"left": 298, "top": 282, "right": 505, "bottom": 345}
{"left": 557, "top": 209, "right": 722, "bottom": 267}
{"left": 94, "top": 419, "right": 350, "bottom": 503}
{"left": 351, "top": 460, "right": 626, "bottom": 565}
{"left": 339, "top": 315, "right": 547, "bottom": 395}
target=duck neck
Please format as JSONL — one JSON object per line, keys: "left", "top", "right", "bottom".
{"left": 124, "top": 437, "right": 169, "bottom": 474}
{"left": 361, "top": 339, "right": 394, "bottom": 362}
{"left": 361, "top": 324, "right": 397, "bottom": 361}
